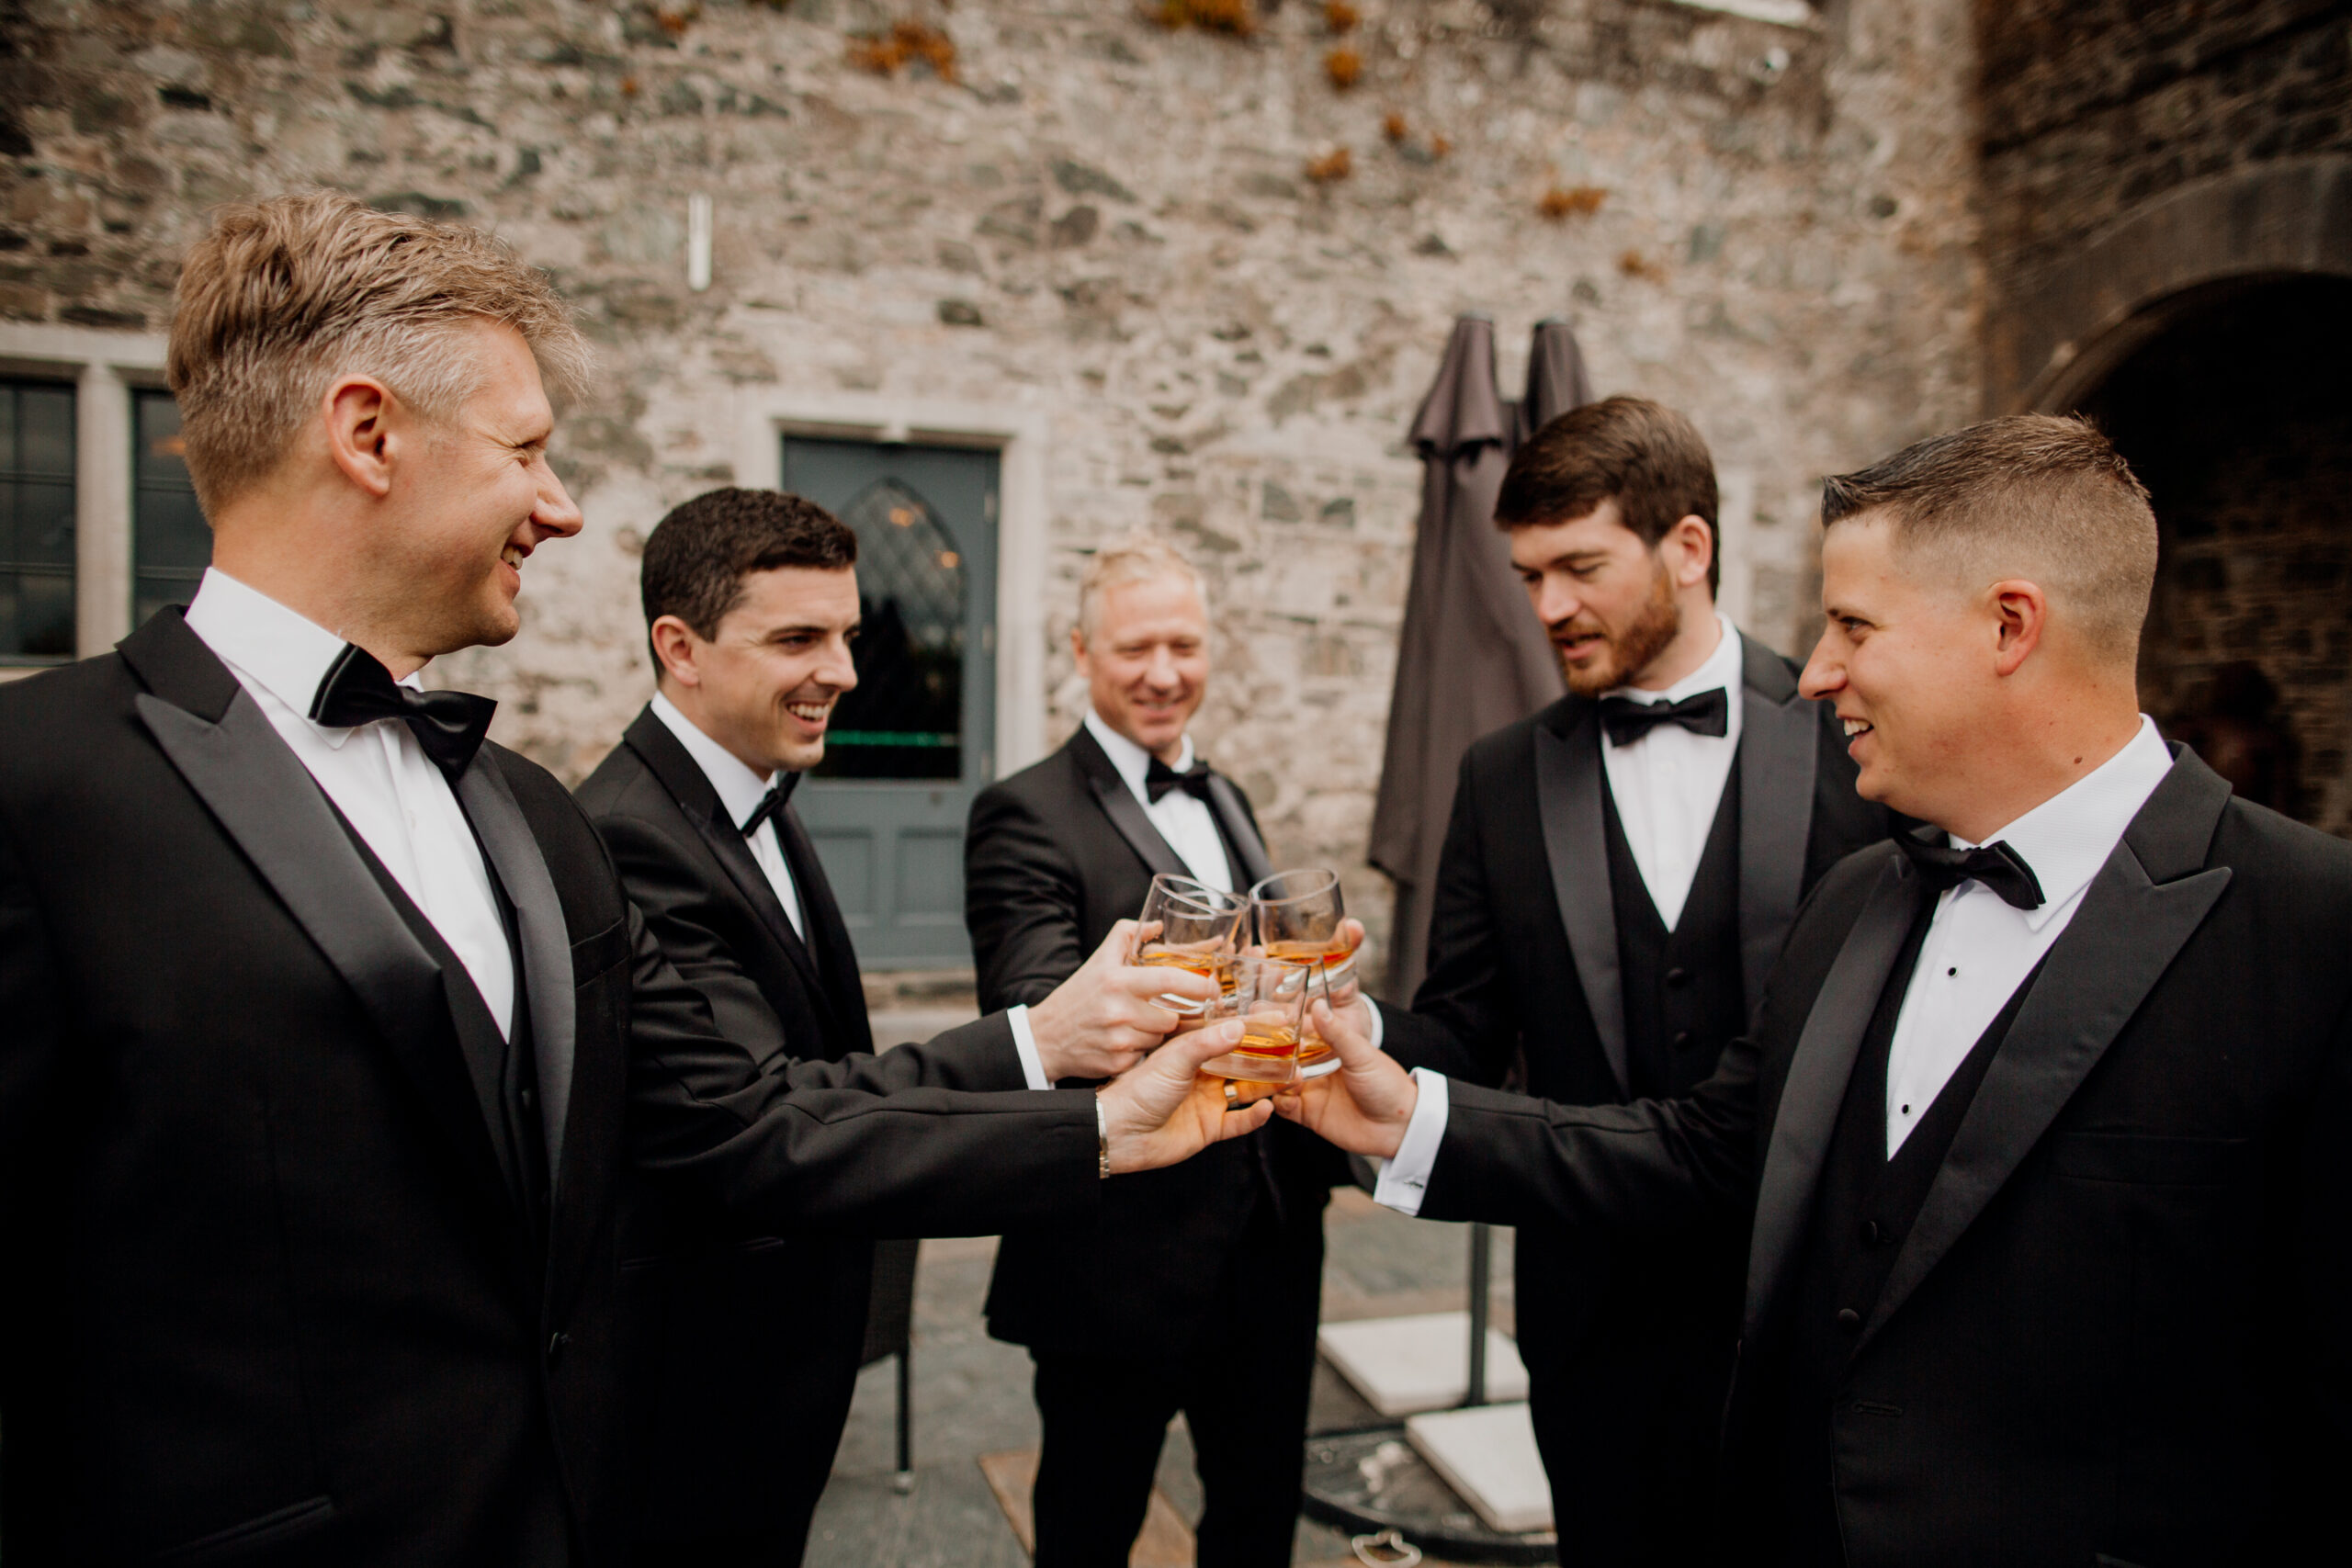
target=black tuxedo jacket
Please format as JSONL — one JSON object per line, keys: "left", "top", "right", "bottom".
{"left": 1380, "top": 638, "right": 1888, "bottom": 1361}
{"left": 1419, "top": 748, "right": 2352, "bottom": 1565}
{"left": 0, "top": 613, "right": 1099, "bottom": 1568}
{"left": 966, "top": 724, "right": 1338, "bottom": 1353}
{"left": 578, "top": 706, "right": 1029, "bottom": 1543}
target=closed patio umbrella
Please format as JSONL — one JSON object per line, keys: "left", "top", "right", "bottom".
{"left": 1367, "top": 315, "right": 1589, "bottom": 1001}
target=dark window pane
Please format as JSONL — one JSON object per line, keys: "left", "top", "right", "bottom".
{"left": 132, "top": 389, "right": 209, "bottom": 626}
{"left": 1, "top": 378, "right": 76, "bottom": 663}
{"left": 812, "top": 477, "right": 967, "bottom": 782}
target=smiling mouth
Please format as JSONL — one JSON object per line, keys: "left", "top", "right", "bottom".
{"left": 1842, "top": 717, "right": 1874, "bottom": 739}
{"left": 786, "top": 702, "right": 831, "bottom": 728}
{"left": 1554, "top": 630, "right": 1605, "bottom": 656}
{"left": 500, "top": 544, "right": 527, "bottom": 569}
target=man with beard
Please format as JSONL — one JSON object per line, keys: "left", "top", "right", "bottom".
{"left": 1363, "top": 396, "right": 1889, "bottom": 1563}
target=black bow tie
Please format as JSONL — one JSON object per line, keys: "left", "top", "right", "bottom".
{"left": 310, "top": 644, "right": 496, "bottom": 784}
{"left": 1598, "top": 687, "right": 1730, "bottom": 748}
{"left": 1146, "top": 757, "right": 1217, "bottom": 805}
{"left": 1896, "top": 834, "right": 2046, "bottom": 911}
{"left": 741, "top": 771, "right": 803, "bottom": 840}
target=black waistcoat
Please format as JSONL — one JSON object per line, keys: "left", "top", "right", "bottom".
{"left": 1778, "top": 908, "right": 2045, "bottom": 1564}
{"left": 1604, "top": 762, "right": 1747, "bottom": 1100}
{"left": 334, "top": 807, "right": 549, "bottom": 1235}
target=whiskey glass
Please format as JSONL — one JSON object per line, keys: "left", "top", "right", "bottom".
{"left": 1136, "top": 875, "right": 1246, "bottom": 1019}
{"left": 1250, "top": 868, "right": 1351, "bottom": 1078}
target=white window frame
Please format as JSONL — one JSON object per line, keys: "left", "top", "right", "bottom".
{"left": 0, "top": 323, "right": 172, "bottom": 678}
{"left": 733, "top": 391, "right": 1051, "bottom": 779}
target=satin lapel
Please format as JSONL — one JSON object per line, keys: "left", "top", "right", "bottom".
{"left": 1069, "top": 727, "right": 1188, "bottom": 880}
{"left": 454, "top": 755, "right": 577, "bottom": 1181}
{"left": 777, "top": 803, "right": 874, "bottom": 1055}
{"left": 1204, "top": 774, "right": 1273, "bottom": 886}
{"left": 1736, "top": 644, "right": 1819, "bottom": 1009}
{"left": 133, "top": 688, "right": 514, "bottom": 1216}
{"left": 1532, "top": 703, "right": 1629, "bottom": 1096}
{"left": 1860, "top": 760, "right": 2233, "bottom": 1348}
{"left": 621, "top": 716, "right": 840, "bottom": 1034}
{"left": 1744, "top": 855, "right": 1923, "bottom": 1335}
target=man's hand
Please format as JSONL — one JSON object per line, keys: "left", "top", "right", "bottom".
{"left": 1272, "top": 998, "right": 1418, "bottom": 1159}
{"left": 1098, "top": 1019, "right": 1272, "bottom": 1173}
{"left": 1026, "top": 919, "right": 1218, "bottom": 1082}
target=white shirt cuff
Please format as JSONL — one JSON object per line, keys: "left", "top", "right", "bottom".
{"left": 1364, "top": 998, "right": 1386, "bottom": 1051}
{"left": 1371, "top": 1067, "right": 1450, "bottom": 1216}
{"left": 1007, "top": 1003, "right": 1052, "bottom": 1091}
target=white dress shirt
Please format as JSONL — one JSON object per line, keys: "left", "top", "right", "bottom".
{"left": 183, "top": 568, "right": 515, "bottom": 1035}
{"left": 1084, "top": 707, "right": 1236, "bottom": 894}
{"left": 1374, "top": 714, "right": 2177, "bottom": 1211}
{"left": 650, "top": 691, "right": 1051, "bottom": 1090}
{"left": 1881, "top": 716, "right": 2173, "bottom": 1153}
{"left": 650, "top": 691, "right": 807, "bottom": 939}
{"left": 1598, "top": 615, "right": 1745, "bottom": 931}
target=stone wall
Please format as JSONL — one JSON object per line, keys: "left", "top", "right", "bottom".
{"left": 1, "top": 0, "right": 1983, "bottom": 968}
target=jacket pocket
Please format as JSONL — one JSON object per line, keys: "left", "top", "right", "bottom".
{"left": 2049, "top": 1132, "right": 2247, "bottom": 1187}
{"left": 153, "top": 1495, "right": 334, "bottom": 1564}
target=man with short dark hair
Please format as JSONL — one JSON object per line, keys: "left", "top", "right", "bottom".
{"left": 579, "top": 490, "right": 1187, "bottom": 1566}
{"left": 1293, "top": 414, "right": 2352, "bottom": 1565}
{"left": 1366, "top": 395, "right": 1890, "bottom": 1563}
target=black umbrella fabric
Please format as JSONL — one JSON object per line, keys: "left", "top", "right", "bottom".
{"left": 1367, "top": 316, "right": 1587, "bottom": 1000}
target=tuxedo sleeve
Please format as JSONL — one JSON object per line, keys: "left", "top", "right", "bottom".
{"left": 1416, "top": 1024, "right": 1759, "bottom": 1235}
{"left": 1382, "top": 747, "right": 1524, "bottom": 1086}
{"left": 597, "top": 808, "right": 1028, "bottom": 1094}
{"left": 964, "top": 783, "right": 1088, "bottom": 1012}
{"left": 625, "top": 899, "right": 1098, "bottom": 1238}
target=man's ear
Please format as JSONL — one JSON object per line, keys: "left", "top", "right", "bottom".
{"left": 1667, "top": 513, "right": 1714, "bottom": 592}
{"left": 322, "top": 375, "right": 399, "bottom": 499}
{"left": 1988, "top": 579, "right": 2049, "bottom": 677}
{"left": 1069, "top": 624, "right": 1091, "bottom": 677}
{"left": 650, "top": 615, "right": 704, "bottom": 689}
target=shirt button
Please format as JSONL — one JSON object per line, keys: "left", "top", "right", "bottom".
{"left": 1836, "top": 1308, "right": 1861, "bottom": 1331}
{"left": 1665, "top": 966, "right": 1690, "bottom": 988}
{"left": 1672, "top": 1030, "right": 1696, "bottom": 1051}
{"left": 1860, "top": 1219, "right": 1883, "bottom": 1247}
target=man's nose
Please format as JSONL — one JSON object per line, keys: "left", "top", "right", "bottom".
{"left": 1533, "top": 575, "right": 1582, "bottom": 629}
{"left": 1798, "top": 636, "right": 1843, "bottom": 701}
{"left": 534, "top": 465, "right": 584, "bottom": 539}
{"left": 1142, "top": 648, "right": 1182, "bottom": 688}
{"left": 822, "top": 634, "right": 860, "bottom": 694}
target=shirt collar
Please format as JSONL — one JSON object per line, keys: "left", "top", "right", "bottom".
{"left": 1953, "top": 715, "right": 2175, "bottom": 931}
{"left": 182, "top": 567, "right": 417, "bottom": 750}
{"left": 650, "top": 690, "right": 780, "bottom": 831}
{"left": 1605, "top": 615, "right": 1742, "bottom": 705}
{"left": 1083, "top": 706, "right": 1194, "bottom": 798}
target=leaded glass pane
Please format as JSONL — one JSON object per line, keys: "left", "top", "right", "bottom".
{"left": 1, "top": 379, "right": 77, "bottom": 663}
{"left": 816, "top": 476, "right": 966, "bottom": 782}
{"left": 132, "top": 389, "right": 209, "bottom": 628}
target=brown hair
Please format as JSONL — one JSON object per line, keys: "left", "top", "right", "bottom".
{"left": 167, "top": 190, "right": 592, "bottom": 511}
{"left": 640, "top": 488, "right": 859, "bottom": 673}
{"left": 1821, "top": 414, "right": 2156, "bottom": 663}
{"left": 1494, "top": 395, "right": 1721, "bottom": 593}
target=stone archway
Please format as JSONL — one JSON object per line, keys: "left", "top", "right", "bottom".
{"left": 1989, "top": 154, "right": 2352, "bottom": 417}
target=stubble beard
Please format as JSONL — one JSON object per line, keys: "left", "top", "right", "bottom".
{"left": 1556, "top": 562, "right": 1682, "bottom": 698}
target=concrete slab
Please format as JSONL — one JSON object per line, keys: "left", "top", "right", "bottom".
{"left": 1403, "top": 1404, "right": 1554, "bottom": 1536}
{"left": 1317, "top": 1312, "right": 1529, "bottom": 1416}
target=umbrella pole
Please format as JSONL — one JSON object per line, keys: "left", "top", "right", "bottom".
{"left": 1464, "top": 1222, "right": 1491, "bottom": 1408}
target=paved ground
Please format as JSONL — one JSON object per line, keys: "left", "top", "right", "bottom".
{"left": 806, "top": 1187, "right": 1522, "bottom": 1567}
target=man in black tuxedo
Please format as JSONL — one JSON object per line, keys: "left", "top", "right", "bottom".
{"left": 965, "top": 535, "right": 1340, "bottom": 1567}
{"left": 0, "top": 193, "right": 1266, "bottom": 1567}
{"left": 1366, "top": 396, "right": 1889, "bottom": 1563}
{"left": 1289, "top": 415, "right": 2352, "bottom": 1566}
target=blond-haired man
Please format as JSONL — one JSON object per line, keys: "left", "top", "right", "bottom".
{"left": 0, "top": 195, "right": 1263, "bottom": 1566}
{"left": 964, "top": 534, "right": 1340, "bottom": 1567}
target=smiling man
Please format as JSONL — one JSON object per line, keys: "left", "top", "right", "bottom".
{"left": 578, "top": 492, "right": 1216, "bottom": 1567}
{"left": 0, "top": 195, "right": 1265, "bottom": 1568}
{"left": 963, "top": 534, "right": 1340, "bottom": 1568}
{"left": 1367, "top": 395, "right": 1888, "bottom": 1564}
{"left": 1286, "top": 415, "right": 2352, "bottom": 1567}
